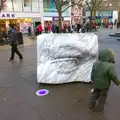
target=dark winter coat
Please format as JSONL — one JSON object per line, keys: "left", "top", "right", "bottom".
{"left": 91, "top": 49, "right": 120, "bottom": 89}
{"left": 9, "top": 29, "right": 18, "bottom": 45}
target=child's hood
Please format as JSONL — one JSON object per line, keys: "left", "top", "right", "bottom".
{"left": 98, "top": 49, "right": 115, "bottom": 63}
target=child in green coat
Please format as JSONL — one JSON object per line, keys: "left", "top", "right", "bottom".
{"left": 89, "top": 49, "right": 120, "bottom": 113}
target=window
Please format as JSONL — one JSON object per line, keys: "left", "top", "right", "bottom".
{"left": 32, "top": 0, "right": 39, "bottom": 12}
{"left": 43, "top": 0, "right": 56, "bottom": 12}
{"left": 24, "top": 0, "right": 31, "bottom": 12}
{"left": 3, "top": 0, "right": 13, "bottom": 11}
{"left": 24, "top": 0, "right": 31, "bottom": 7}
{"left": 13, "top": 0, "right": 22, "bottom": 11}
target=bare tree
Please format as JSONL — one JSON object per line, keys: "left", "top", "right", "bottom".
{"left": 85, "top": 0, "right": 105, "bottom": 18}
{"left": 0, "top": 0, "right": 7, "bottom": 12}
{"left": 54, "top": 0, "right": 82, "bottom": 32}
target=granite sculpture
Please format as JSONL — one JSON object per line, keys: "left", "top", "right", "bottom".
{"left": 37, "top": 33, "right": 98, "bottom": 84}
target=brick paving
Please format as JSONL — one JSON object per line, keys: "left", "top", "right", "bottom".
{"left": 0, "top": 29, "right": 120, "bottom": 120}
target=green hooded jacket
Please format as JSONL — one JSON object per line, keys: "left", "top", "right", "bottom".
{"left": 91, "top": 49, "right": 120, "bottom": 89}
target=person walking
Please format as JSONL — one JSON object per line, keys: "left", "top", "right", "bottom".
{"left": 56, "top": 24, "right": 59, "bottom": 33}
{"left": 77, "top": 23, "right": 81, "bottom": 33}
{"left": 89, "top": 49, "right": 120, "bottom": 114}
{"left": 110, "top": 21, "right": 113, "bottom": 29}
{"left": 38, "top": 22, "right": 43, "bottom": 34}
{"left": 8, "top": 26, "right": 23, "bottom": 61}
{"left": 47, "top": 24, "right": 51, "bottom": 33}
{"left": 44, "top": 24, "right": 48, "bottom": 33}
{"left": 70, "top": 24, "right": 73, "bottom": 33}
{"left": 106, "top": 20, "right": 109, "bottom": 28}
{"left": 92, "top": 22, "right": 97, "bottom": 31}
{"left": 28, "top": 25, "right": 32, "bottom": 37}
{"left": 52, "top": 22, "right": 56, "bottom": 33}
{"left": 68, "top": 23, "right": 71, "bottom": 33}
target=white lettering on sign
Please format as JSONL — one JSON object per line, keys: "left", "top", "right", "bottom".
{"left": 0, "top": 13, "right": 15, "bottom": 18}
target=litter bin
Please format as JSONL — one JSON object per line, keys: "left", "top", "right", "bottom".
{"left": 16, "top": 32, "right": 23, "bottom": 44}
{"left": 0, "top": 39, "right": 4, "bottom": 45}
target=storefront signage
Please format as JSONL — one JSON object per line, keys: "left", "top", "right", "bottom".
{"left": 0, "top": 13, "right": 16, "bottom": 18}
{"left": 53, "top": 17, "right": 64, "bottom": 21}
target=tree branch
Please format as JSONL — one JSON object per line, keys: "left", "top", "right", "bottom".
{"left": 61, "top": 0, "right": 69, "bottom": 6}
{"left": 54, "top": 0, "right": 61, "bottom": 12}
{"left": 95, "top": 0, "right": 103, "bottom": 9}
{"left": 91, "top": 0, "right": 96, "bottom": 9}
{"left": 61, "top": 0, "right": 82, "bottom": 13}
{"left": 86, "top": 0, "right": 92, "bottom": 10}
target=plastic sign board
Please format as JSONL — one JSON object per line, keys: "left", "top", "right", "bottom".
{"left": 0, "top": 13, "right": 16, "bottom": 18}
{"left": 52, "top": 17, "right": 64, "bottom": 21}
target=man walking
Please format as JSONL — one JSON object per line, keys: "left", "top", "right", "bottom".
{"left": 28, "top": 25, "right": 32, "bottom": 37}
{"left": 8, "top": 25, "right": 23, "bottom": 61}
{"left": 52, "top": 22, "right": 56, "bottom": 33}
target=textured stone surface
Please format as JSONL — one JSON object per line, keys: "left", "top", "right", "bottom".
{"left": 37, "top": 33, "right": 98, "bottom": 84}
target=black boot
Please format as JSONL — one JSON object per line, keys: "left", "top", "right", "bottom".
{"left": 96, "top": 105, "right": 104, "bottom": 114}
{"left": 88, "top": 102, "right": 96, "bottom": 108}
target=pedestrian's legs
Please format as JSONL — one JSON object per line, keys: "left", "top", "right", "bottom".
{"left": 97, "top": 89, "right": 108, "bottom": 109}
{"left": 9, "top": 44, "right": 15, "bottom": 60}
{"left": 95, "top": 28, "right": 97, "bottom": 31}
{"left": 89, "top": 88, "right": 100, "bottom": 108}
{"left": 14, "top": 45, "right": 23, "bottom": 59}
{"left": 30, "top": 32, "right": 32, "bottom": 37}
{"left": 39, "top": 31, "right": 42, "bottom": 35}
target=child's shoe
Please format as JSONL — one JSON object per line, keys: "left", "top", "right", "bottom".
{"left": 88, "top": 103, "right": 96, "bottom": 108}
{"left": 96, "top": 105, "right": 104, "bottom": 114}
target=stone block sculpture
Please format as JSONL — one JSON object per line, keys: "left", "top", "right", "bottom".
{"left": 37, "top": 33, "right": 98, "bottom": 84}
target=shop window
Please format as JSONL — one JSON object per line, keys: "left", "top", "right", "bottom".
{"left": 43, "top": 0, "right": 56, "bottom": 12}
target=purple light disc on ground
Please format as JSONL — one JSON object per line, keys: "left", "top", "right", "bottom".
{"left": 36, "top": 89, "right": 49, "bottom": 96}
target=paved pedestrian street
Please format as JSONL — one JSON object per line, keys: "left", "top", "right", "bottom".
{"left": 0, "top": 29, "right": 120, "bottom": 120}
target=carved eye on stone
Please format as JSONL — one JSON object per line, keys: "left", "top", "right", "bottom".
{"left": 51, "top": 58, "right": 79, "bottom": 74}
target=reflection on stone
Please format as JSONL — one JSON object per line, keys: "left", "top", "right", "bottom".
{"left": 37, "top": 33, "right": 98, "bottom": 84}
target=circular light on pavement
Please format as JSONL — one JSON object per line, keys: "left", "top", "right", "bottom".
{"left": 36, "top": 89, "right": 49, "bottom": 96}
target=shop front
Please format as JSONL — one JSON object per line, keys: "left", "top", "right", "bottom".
{"left": 0, "top": 12, "right": 42, "bottom": 34}
{"left": 44, "top": 16, "right": 71, "bottom": 28}
{"left": 43, "top": 0, "right": 71, "bottom": 28}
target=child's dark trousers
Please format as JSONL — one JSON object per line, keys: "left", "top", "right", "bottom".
{"left": 89, "top": 88, "right": 108, "bottom": 109}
